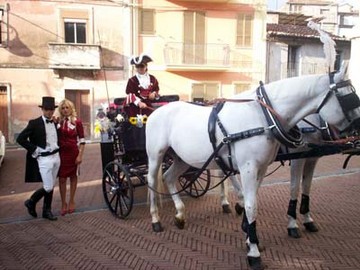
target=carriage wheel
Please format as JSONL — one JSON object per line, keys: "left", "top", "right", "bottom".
{"left": 102, "top": 161, "right": 134, "bottom": 218}
{"left": 178, "top": 168, "right": 211, "bottom": 198}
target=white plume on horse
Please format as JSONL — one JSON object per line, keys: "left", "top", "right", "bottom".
{"left": 307, "top": 21, "right": 337, "bottom": 72}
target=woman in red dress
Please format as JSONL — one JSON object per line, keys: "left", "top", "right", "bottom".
{"left": 56, "top": 99, "right": 85, "bottom": 216}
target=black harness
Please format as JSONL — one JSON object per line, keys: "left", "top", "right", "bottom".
{"left": 207, "top": 75, "right": 360, "bottom": 175}
{"left": 208, "top": 102, "right": 265, "bottom": 173}
{"left": 256, "top": 81, "right": 304, "bottom": 148}
{"left": 316, "top": 73, "right": 360, "bottom": 133}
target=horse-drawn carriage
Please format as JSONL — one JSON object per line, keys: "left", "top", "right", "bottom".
{"left": 99, "top": 22, "right": 360, "bottom": 269}
{"left": 100, "top": 91, "right": 360, "bottom": 219}
{"left": 100, "top": 95, "right": 212, "bottom": 219}
{"left": 100, "top": 69, "right": 360, "bottom": 270}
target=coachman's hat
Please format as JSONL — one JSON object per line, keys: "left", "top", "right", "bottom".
{"left": 39, "top": 96, "right": 58, "bottom": 109}
{"left": 130, "top": 54, "right": 153, "bottom": 65}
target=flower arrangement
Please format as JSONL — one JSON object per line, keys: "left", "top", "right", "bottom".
{"left": 94, "top": 103, "right": 126, "bottom": 141}
{"left": 94, "top": 108, "right": 111, "bottom": 139}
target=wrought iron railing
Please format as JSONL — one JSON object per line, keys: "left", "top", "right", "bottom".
{"left": 164, "top": 42, "right": 231, "bottom": 67}
{"left": 163, "top": 42, "right": 260, "bottom": 70}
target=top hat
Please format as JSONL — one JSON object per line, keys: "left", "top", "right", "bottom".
{"left": 38, "top": 96, "right": 58, "bottom": 109}
{"left": 130, "top": 54, "right": 153, "bottom": 66}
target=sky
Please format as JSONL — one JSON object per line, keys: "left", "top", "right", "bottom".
{"left": 267, "top": 0, "right": 286, "bottom": 11}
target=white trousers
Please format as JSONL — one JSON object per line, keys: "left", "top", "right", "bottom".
{"left": 37, "top": 153, "right": 60, "bottom": 192}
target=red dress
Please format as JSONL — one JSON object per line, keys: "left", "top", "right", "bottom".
{"left": 58, "top": 118, "right": 85, "bottom": 177}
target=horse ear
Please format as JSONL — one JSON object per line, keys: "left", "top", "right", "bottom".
{"left": 335, "top": 61, "right": 349, "bottom": 82}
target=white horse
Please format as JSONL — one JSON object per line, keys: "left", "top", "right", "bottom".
{"left": 146, "top": 65, "right": 360, "bottom": 269}
{"left": 219, "top": 114, "right": 332, "bottom": 238}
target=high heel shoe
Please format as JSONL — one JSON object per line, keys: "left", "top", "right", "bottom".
{"left": 68, "top": 208, "right": 75, "bottom": 214}
{"left": 60, "top": 203, "right": 68, "bottom": 216}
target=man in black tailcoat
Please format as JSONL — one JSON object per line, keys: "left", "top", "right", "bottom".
{"left": 17, "top": 96, "right": 60, "bottom": 221}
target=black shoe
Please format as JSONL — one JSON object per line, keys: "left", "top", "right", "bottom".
{"left": 24, "top": 199, "right": 37, "bottom": 218}
{"left": 42, "top": 210, "right": 57, "bottom": 221}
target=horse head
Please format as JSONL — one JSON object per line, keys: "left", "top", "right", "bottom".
{"left": 317, "top": 62, "right": 360, "bottom": 136}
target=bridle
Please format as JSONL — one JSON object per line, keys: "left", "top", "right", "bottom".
{"left": 316, "top": 72, "right": 360, "bottom": 133}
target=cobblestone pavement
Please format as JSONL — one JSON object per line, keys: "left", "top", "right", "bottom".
{"left": 0, "top": 143, "right": 359, "bottom": 269}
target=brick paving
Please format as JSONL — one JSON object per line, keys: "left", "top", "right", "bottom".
{"left": 0, "top": 143, "right": 359, "bottom": 269}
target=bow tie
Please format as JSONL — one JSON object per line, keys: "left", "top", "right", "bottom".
{"left": 46, "top": 119, "right": 53, "bottom": 124}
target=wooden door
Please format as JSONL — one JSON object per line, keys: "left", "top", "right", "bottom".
{"left": 0, "top": 86, "right": 8, "bottom": 142}
{"left": 65, "top": 90, "right": 90, "bottom": 139}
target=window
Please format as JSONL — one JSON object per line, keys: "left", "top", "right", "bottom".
{"left": 339, "top": 14, "right": 354, "bottom": 28}
{"left": 60, "top": 9, "right": 89, "bottom": 44}
{"left": 287, "top": 45, "right": 299, "bottom": 78}
{"left": 64, "top": 19, "right": 86, "bottom": 43}
{"left": 192, "top": 83, "right": 219, "bottom": 102}
{"left": 140, "top": 9, "right": 155, "bottom": 34}
{"left": 290, "top": 4, "right": 302, "bottom": 13}
{"left": 184, "top": 11, "right": 205, "bottom": 64}
{"left": 334, "top": 50, "right": 342, "bottom": 71}
{"left": 236, "top": 14, "right": 253, "bottom": 47}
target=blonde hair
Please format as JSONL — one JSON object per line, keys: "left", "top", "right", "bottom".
{"left": 56, "top": 99, "right": 78, "bottom": 123}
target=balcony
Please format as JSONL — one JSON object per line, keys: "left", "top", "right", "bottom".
{"left": 48, "top": 43, "right": 101, "bottom": 70}
{"left": 164, "top": 42, "right": 231, "bottom": 71}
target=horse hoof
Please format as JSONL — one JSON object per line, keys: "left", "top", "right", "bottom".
{"left": 287, "top": 228, "right": 301, "bottom": 238}
{"left": 304, "top": 222, "right": 319, "bottom": 232}
{"left": 152, "top": 222, "right": 164, "bottom": 232}
{"left": 174, "top": 217, "right": 185, "bottom": 230}
{"left": 222, "top": 204, "right": 232, "bottom": 214}
{"left": 235, "top": 203, "right": 244, "bottom": 216}
{"left": 247, "top": 256, "right": 265, "bottom": 270}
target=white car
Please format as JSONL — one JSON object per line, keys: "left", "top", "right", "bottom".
{"left": 0, "top": 130, "right": 5, "bottom": 167}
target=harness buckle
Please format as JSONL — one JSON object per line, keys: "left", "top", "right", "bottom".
{"left": 329, "top": 83, "right": 337, "bottom": 91}
{"left": 222, "top": 136, "right": 231, "bottom": 144}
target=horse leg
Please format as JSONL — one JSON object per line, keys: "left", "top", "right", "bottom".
{"left": 218, "top": 174, "right": 244, "bottom": 215}
{"left": 147, "top": 154, "right": 164, "bottom": 232}
{"left": 240, "top": 163, "right": 265, "bottom": 270}
{"left": 229, "top": 174, "right": 245, "bottom": 216}
{"left": 287, "top": 159, "right": 305, "bottom": 238}
{"left": 220, "top": 181, "right": 232, "bottom": 213}
{"left": 164, "top": 156, "right": 189, "bottom": 230}
{"left": 300, "top": 158, "right": 319, "bottom": 233}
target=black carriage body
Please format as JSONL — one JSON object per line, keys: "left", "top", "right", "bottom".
{"left": 101, "top": 95, "right": 181, "bottom": 169}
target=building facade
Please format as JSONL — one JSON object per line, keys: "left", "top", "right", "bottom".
{"left": 133, "top": 0, "right": 267, "bottom": 102}
{"left": 266, "top": 12, "right": 351, "bottom": 83}
{"left": 0, "top": 0, "right": 267, "bottom": 143}
{"left": 283, "top": 0, "right": 359, "bottom": 38}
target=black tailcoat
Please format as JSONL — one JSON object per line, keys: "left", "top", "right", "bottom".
{"left": 17, "top": 116, "right": 59, "bottom": 183}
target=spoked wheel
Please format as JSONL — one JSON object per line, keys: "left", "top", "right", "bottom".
{"left": 178, "top": 167, "right": 211, "bottom": 198}
{"left": 102, "top": 161, "right": 134, "bottom": 218}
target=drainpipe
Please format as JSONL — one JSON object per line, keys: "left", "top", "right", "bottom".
{"left": 129, "top": 0, "right": 138, "bottom": 78}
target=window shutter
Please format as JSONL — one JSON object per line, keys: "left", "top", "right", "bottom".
{"left": 140, "top": 9, "right": 155, "bottom": 34}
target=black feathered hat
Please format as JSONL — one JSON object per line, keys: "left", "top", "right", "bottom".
{"left": 38, "top": 96, "right": 58, "bottom": 109}
{"left": 130, "top": 54, "right": 153, "bottom": 65}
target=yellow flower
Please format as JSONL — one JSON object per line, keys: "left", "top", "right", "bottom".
{"left": 129, "top": 117, "right": 137, "bottom": 125}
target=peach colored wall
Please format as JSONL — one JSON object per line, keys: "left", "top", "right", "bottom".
{"left": 141, "top": 0, "right": 266, "bottom": 101}
{"left": 0, "top": 0, "right": 128, "bottom": 142}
